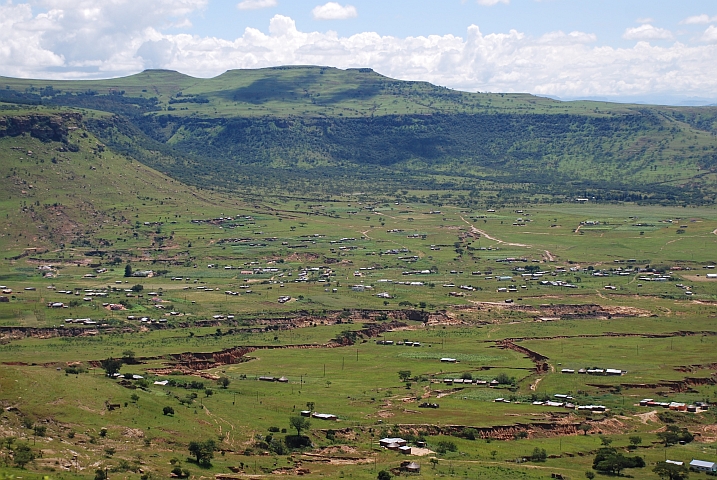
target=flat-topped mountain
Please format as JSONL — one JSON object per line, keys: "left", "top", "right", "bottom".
{"left": 2, "top": 67, "right": 717, "bottom": 204}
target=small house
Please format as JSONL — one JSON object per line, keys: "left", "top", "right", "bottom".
{"left": 440, "top": 358, "right": 457, "bottom": 363}
{"left": 401, "top": 461, "right": 420, "bottom": 473}
{"left": 311, "top": 413, "right": 337, "bottom": 421}
{"left": 690, "top": 459, "right": 716, "bottom": 473}
{"left": 399, "top": 446, "right": 412, "bottom": 455}
{"left": 300, "top": 410, "right": 311, "bottom": 417}
{"left": 379, "top": 438, "right": 407, "bottom": 448}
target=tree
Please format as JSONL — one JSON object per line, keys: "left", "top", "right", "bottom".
{"left": 130, "top": 393, "right": 140, "bottom": 403}
{"left": 657, "top": 426, "right": 693, "bottom": 446}
{"left": 377, "top": 470, "right": 392, "bottom": 480}
{"left": 495, "top": 373, "right": 514, "bottom": 385}
{"left": 163, "top": 406, "right": 175, "bottom": 416}
{"left": 100, "top": 357, "right": 123, "bottom": 377}
{"left": 531, "top": 447, "right": 547, "bottom": 462}
{"left": 306, "top": 402, "right": 315, "bottom": 412}
{"left": 218, "top": 377, "right": 230, "bottom": 389}
{"left": 289, "top": 416, "right": 311, "bottom": 436}
{"left": 592, "top": 448, "right": 644, "bottom": 476}
{"left": 653, "top": 461, "right": 689, "bottom": 480}
{"left": 131, "top": 284, "right": 143, "bottom": 292}
{"left": 205, "top": 389, "right": 213, "bottom": 398}
{"left": 124, "top": 263, "right": 133, "bottom": 277}
{"left": 430, "top": 458, "right": 438, "bottom": 469}
{"left": 599, "top": 435, "right": 613, "bottom": 446}
{"left": 13, "top": 443, "right": 35, "bottom": 468}
{"left": 579, "top": 424, "right": 591, "bottom": 435}
{"left": 397, "top": 370, "right": 412, "bottom": 382}
{"left": 122, "top": 350, "right": 136, "bottom": 363}
{"left": 32, "top": 425, "right": 46, "bottom": 444}
{"left": 584, "top": 471, "right": 595, "bottom": 480}
{"left": 629, "top": 435, "right": 642, "bottom": 448}
{"left": 188, "top": 439, "right": 217, "bottom": 466}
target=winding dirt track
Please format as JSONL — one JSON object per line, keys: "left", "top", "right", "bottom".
{"left": 459, "top": 216, "right": 530, "bottom": 247}
{"left": 459, "top": 215, "right": 556, "bottom": 261}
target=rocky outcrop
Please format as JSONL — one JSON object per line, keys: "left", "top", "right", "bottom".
{"left": 0, "top": 113, "right": 82, "bottom": 142}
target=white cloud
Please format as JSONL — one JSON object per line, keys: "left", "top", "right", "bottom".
{"left": 477, "top": 0, "right": 509, "bottom": 5}
{"left": 623, "top": 24, "right": 674, "bottom": 41}
{"left": 636, "top": 17, "right": 653, "bottom": 24}
{"left": 3, "top": 9, "right": 717, "bottom": 100}
{"left": 312, "top": 2, "right": 357, "bottom": 20}
{"left": 703, "top": 25, "right": 717, "bottom": 43}
{"left": 680, "top": 14, "right": 717, "bottom": 25}
{"left": 237, "top": 0, "right": 277, "bottom": 11}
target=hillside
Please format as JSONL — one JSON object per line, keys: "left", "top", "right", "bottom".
{"left": 0, "top": 108, "right": 241, "bottom": 258}
{"left": 2, "top": 66, "right": 717, "bottom": 204}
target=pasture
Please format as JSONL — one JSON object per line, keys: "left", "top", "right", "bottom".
{"left": 1, "top": 123, "right": 717, "bottom": 479}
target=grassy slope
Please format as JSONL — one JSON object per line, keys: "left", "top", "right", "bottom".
{"left": 3, "top": 67, "right": 717, "bottom": 201}
{"left": 1, "top": 106, "right": 204, "bottom": 258}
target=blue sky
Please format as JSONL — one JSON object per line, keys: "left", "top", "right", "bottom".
{"left": 185, "top": 0, "right": 711, "bottom": 48}
{"left": 2, "top": 0, "right": 717, "bottom": 103}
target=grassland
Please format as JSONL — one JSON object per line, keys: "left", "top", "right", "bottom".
{"left": 1, "top": 90, "right": 717, "bottom": 479}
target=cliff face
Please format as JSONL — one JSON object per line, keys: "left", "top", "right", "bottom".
{"left": 0, "top": 112, "right": 82, "bottom": 142}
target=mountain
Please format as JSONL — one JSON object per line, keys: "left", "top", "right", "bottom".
{"left": 2, "top": 66, "right": 717, "bottom": 205}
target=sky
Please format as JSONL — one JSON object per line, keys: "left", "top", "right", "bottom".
{"left": 2, "top": 0, "right": 717, "bottom": 104}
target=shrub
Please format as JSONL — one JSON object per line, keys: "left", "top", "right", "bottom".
{"left": 531, "top": 447, "right": 547, "bottom": 462}
{"left": 436, "top": 441, "right": 457, "bottom": 454}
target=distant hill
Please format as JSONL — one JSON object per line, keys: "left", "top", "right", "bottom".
{"left": 2, "top": 66, "right": 717, "bottom": 205}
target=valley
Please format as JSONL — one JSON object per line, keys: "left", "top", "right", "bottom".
{"left": 0, "top": 70, "right": 716, "bottom": 480}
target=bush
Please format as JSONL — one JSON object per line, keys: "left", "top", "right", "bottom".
{"left": 171, "top": 466, "right": 189, "bottom": 478}
{"left": 163, "top": 406, "right": 175, "bottom": 416}
{"left": 285, "top": 435, "right": 312, "bottom": 450}
{"left": 436, "top": 440, "right": 457, "bottom": 454}
{"left": 377, "top": 470, "right": 392, "bottom": 480}
{"left": 531, "top": 447, "right": 547, "bottom": 462}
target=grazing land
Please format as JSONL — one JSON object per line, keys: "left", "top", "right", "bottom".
{"left": 0, "top": 70, "right": 717, "bottom": 480}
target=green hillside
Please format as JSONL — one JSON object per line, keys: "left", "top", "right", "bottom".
{"left": 2, "top": 66, "right": 717, "bottom": 204}
{"left": 0, "top": 107, "right": 246, "bottom": 258}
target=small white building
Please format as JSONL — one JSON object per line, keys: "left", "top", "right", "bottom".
{"left": 690, "top": 459, "right": 716, "bottom": 473}
{"left": 379, "top": 438, "right": 407, "bottom": 448}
